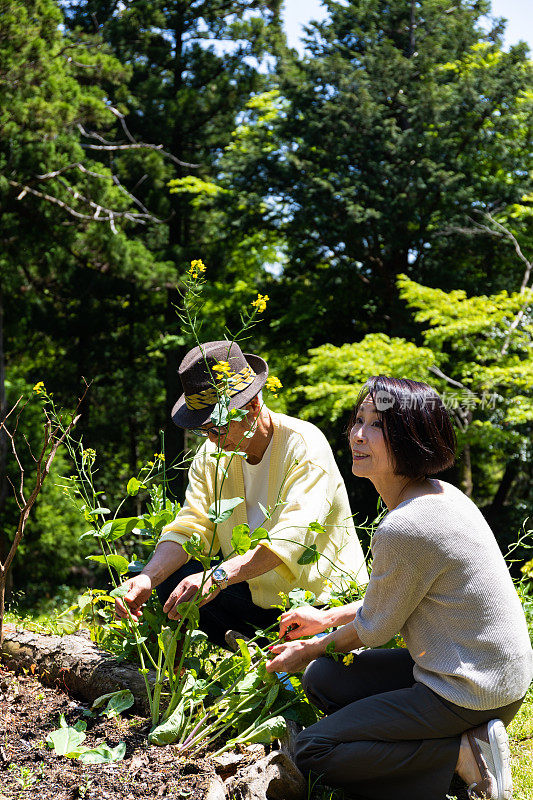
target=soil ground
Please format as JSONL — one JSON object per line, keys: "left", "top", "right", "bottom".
{"left": 0, "top": 665, "right": 243, "bottom": 800}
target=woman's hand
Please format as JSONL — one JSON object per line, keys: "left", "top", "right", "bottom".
{"left": 278, "top": 606, "right": 330, "bottom": 640}
{"left": 266, "top": 639, "right": 323, "bottom": 674}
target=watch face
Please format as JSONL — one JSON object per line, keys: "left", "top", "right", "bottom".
{"left": 213, "top": 567, "right": 228, "bottom": 582}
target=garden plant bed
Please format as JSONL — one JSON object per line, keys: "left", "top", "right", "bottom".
{"left": 0, "top": 664, "right": 226, "bottom": 800}
{"left": 2, "top": 651, "right": 533, "bottom": 800}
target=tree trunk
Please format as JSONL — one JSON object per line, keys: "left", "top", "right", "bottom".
{"left": 1, "top": 625, "right": 154, "bottom": 713}
{"left": 489, "top": 458, "right": 520, "bottom": 514}
{"left": 0, "top": 287, "right": 13, "bottom": 603}
{"left": 460, "top": 442, "right": 473, "bottom": 497}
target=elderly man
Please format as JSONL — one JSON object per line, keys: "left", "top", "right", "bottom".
{"left": 116, "top": 340, "right": 368, "bottom": 647}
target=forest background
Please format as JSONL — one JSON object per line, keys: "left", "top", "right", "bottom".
{"left": 1, "top": 0, "right": 532, "bottom": 602}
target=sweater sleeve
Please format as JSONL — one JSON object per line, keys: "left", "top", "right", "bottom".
{"left": 158, "top": 450, "right": 220, "bottom": 559}
{"left": 261, "top": 457, "right": 337, "bottom": 584}
{"left": 352, "top": 521, "right": 438, "bottom": 648}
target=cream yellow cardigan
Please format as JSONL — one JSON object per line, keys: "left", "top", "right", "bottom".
{"left": 158, "top": 412, "right": 368, "bottom": 609}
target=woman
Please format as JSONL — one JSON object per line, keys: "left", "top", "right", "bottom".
{"left": 265, "top": 377, "right": 532, "bottom": 800}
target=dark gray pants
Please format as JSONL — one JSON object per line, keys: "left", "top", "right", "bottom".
{"left": 296, "top": 649, "right": 524, "bottom": 800}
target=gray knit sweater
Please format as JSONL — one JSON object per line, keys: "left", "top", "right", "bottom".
{"left": 353, "top": 481, "right": 533, "bottom": 710}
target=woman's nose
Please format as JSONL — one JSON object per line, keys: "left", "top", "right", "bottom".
{"left": 351, "top": 425, "right": 365, "bottom": 442}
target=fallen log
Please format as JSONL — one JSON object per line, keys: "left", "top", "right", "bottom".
{"left": 0, "top": 624, "right": 154, "bottom": 713}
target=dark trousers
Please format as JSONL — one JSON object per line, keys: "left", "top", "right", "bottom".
{"left": 296, "top": 649, "right": 524, "bottom": 800}
{"left": 156, "top": 559, "right": 280, "bottom": 650}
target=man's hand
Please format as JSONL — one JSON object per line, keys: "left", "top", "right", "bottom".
{"left": 266, "top": 639, "right": 323, "bottom": 674}
{"left": 278, "top": 606, "right": 330, "bottom": 640}
{"left": 163, "top": 571, "right": 219, "bottom": 620}
{"left": 115, "top": 574, "right": 152, "bottom": 620}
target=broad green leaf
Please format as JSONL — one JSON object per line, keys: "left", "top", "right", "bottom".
{"left": 208, "top": 496, "right": 243, "bottom": 525}
{"left": 182, "top": 533, "right": 205, "bottom": 559}
{"left": 242, "top": 715, "right": 286, "bottom": 745}
{"left": 46, "top": 725, "right": 86, "bottom": 755}
{"left": 210, "top": 401, "right": 229, "bottom": 426}
{"left": 236, "top": 637, "right": 252, "bottom": 670}
{"left": 92, "top": 690, "right": 134, "bottom": 718}
{"left": 77, "top": 595, "right": 92, "bottom": 611}
{"left": 308, "top": 521, "right": 326, "bottom": 535}
{"left": 109, "top": 584, "right": 129, "bottom": 599}
{"left": 250, "top": 527, "right": 270, "bottom": 545}
{"left": 127, "top": 560, "right": 146, "bottom": 574}
{"left": 227, "top": 408, "right": 248, "bottom": 422}
{"left": 91, "top": 507, "right": 111, "bottom": 515}
{"left": 86, "top": 554, "right": 130, "bottom": 574}
{"left": 127, "top": 477, "right": 142, "bottom": 496}
{"left": 148, "top": 705, "right": 186, "bottom": 745}
{"left": 77, "top": 742, "right": 126, "bottom": 764}
{"left": 264, "top": 684, "right": 280, "bottom": 710}
{"left": 231, "top": 524, "right": 252, "bottom": 555}
{"left": 158, "top": 627, "right": 178, "bottom": 668}
{"left": 288, "top": 588, "right": 316, "bottom": 607}
{"left": 235, "top": 671, "right": 263, "bottom": 693}
{"left": 101, "top": 517, "right": 140, "bottom": 541}
{"left": 79, "top": 528, "right": 105, "bottom": 541}
{"left": 297, "top": 544, "right": 320, "bottom": 565}
{"left": 174, "top": 602, "right": 200, "bottom": 629}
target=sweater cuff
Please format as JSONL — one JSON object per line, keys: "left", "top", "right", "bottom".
{"left": 158, "top": 530, "right": 192, "bottom": 562}
{"left": 352, "top": 607, "right": 387, "bottom": 648}
{"left": 259, "top": 541, "right": 297, "bottom": 583}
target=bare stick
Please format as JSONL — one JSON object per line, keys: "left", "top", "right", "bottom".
{"left": 0, "top": 390, "right": 86, "bottom": 644}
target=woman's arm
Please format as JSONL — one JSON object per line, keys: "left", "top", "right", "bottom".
{"left": 266, "top": 619, "right": 365, "bottom": 674}
{"left": 278, "top": 599, "right": 364, "bottom": 639}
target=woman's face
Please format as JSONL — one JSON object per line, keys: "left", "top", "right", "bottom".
{"left": 349, "top": 396, "right": 396, "bottom": 480}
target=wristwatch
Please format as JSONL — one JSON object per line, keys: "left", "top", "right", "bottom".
{"left": 211, "top": 566, "right": 229, "bottom": 590}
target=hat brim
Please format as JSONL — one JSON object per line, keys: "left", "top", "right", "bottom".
{"left": 171, "top": 353, "right": 269, "bottom": 429}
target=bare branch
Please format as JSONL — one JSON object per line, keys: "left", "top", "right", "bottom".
{"left": 471, "top": 210, "right": 532, "bottom": 291}
{"left": 77, "top": 123, "right": 200, "bottom": 169}
{"left": 0, "top": 392, "right": 86, "bottom": 643}
{"left": 9, "top": 180, "right": 157, "bottom": 229}
{"left": 429, "top": 364, "right": 469, "bottom": 391}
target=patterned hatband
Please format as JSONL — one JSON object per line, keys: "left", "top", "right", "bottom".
{"left": 184, "top": 365, "right": 257, "bottom": 411}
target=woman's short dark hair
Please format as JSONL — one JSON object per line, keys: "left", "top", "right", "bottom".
{"left": 347, "top": 376, "right": 456, "bottom": 480}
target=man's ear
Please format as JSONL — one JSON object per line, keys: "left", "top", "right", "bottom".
{"left": 246, "top": 396, "right": 261, "bottom": 416}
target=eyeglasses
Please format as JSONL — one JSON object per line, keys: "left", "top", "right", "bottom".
{"left": 190, "top": 425, "right": 229, "bottom": 438}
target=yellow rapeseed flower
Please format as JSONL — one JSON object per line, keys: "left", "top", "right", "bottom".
{"left": 251, "top": 293, "right": 269, "bottom": 313}
{"left": 265, "top": 376, "right": 282, "bottom": 397}
{"left": 33, "top": 381, "right": 45, "bottom": 394}
{"left": 154, "top": 453, "right": 165, "bottom": 461}
{"left": 188, "top": 259, "right": 206, "bottom": 279}
{"left": 212, "top": 360, "right": 233, "bottom": 378}
{"left": 82, "top": 448, "right": 96, "bottom": 464}
{"left": 342, "top": 653, "right": 355, "bottom": 666}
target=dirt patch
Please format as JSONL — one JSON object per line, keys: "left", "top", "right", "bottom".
{"left": 0, "top": 664, "right": 224, "bottom": 800}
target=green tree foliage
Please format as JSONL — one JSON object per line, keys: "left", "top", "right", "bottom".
{"left": 0, "top": 0, "right": 174, "bottom": 592}
{"left": 62, "top": 0, "right": 286, "bottom": 488}
{"left": 298, "top": 273, "right": 532, "bottom": 536}
{"left": 220, "top": 0, "right": 532, "bottom": 351}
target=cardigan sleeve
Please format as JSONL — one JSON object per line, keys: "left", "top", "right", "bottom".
{"left": 158, "top": 450, "right": 220, "bottom": 559}
{"left": 260, "top": 457, "right": 337, "bottom": 584}
{"left": 352, "top": 522, "right": 438, "bottom": 647}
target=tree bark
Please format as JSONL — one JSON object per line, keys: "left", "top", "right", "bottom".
{"left": 460, "top": 442, "right": 473, "bottom": 497}
{"left": 1, "top": 624, "right": 154, "bottom": 713}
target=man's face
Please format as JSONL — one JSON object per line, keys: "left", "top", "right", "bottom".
{"left": 195, "top": 399, "right": 260, "bottom": 453}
